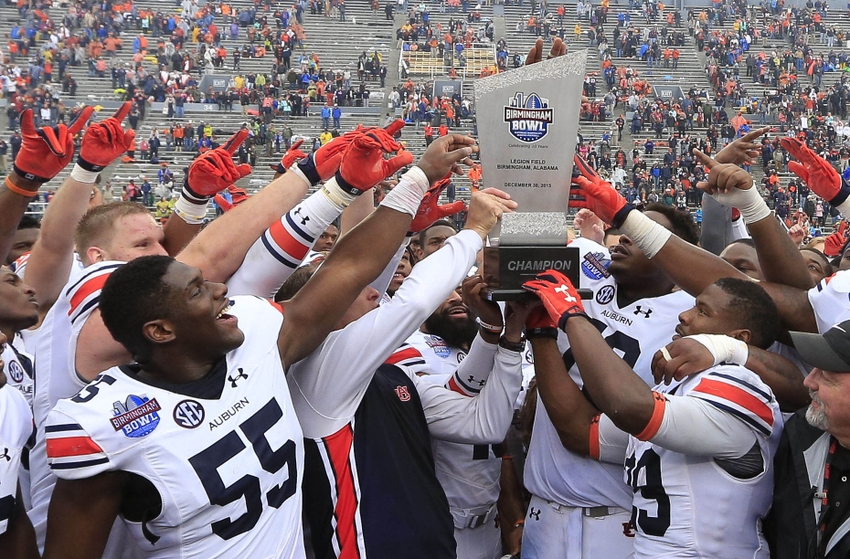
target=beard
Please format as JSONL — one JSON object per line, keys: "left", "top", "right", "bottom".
{"left": 423, "top": 310, "right": 478, "bottom": 350}
{"left": 806, "top": 391, "right": 830, "bottom": 431}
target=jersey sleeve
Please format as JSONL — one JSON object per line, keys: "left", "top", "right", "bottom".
{"left": 418, "top": 345, "right": 521, "bottom": 444}
{"left": 0, "top": 387, "right": 31, "bottom": 535}
{"left": 443, "top": 334, "right": 498, "bottom": 397}
{"left": 589, "top": 413, "right": 629, "bottom": 465}
{"left": 288, "top": 230, "right": 482, "bottom": 438}
{"left": 226, "top": 190, "right": 342, "bottom": 299}
{"left": 45, "top": 407, "right": 115, "bottom": 480}
{"left": 642, "top": 369, "right": 777, "bottom": 459}
{"left": 808, "top": 271, "right": 850, "bottom": 333}
{"left": 385, "top": 342, "right": 428, "bottom": 375}
{"left": 63, "top": 261, "right": 123, "bottom": 327}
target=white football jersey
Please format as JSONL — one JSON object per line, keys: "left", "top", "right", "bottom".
{"left": 0, "top": 383, "right": 31, "bottom": 535}
{"left": 3, "top": 335, "right": 34, "bottom": 408}
{"left": 626, "top": 365, "right": 782, "bottom": 558}
{"left": 393, "top": 331, "right": 502, "bottom": 511}
{"left": 524, "top": 237, "right": 695, "bottom": 508}
{"left": 29, "top": 260, "right": 124, "bottom": 545}
{"left": 808, "top": 270, "right": 850, "bottom": 333}
{"left": 46, "top": 296, "right": 306, "bottom": 559}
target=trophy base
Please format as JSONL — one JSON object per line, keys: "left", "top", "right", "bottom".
{"left": 483, "top": 288, "right": 593, "bottom": 301}
{"left": 481, "top": 245, "right": 592, "bottom": 300}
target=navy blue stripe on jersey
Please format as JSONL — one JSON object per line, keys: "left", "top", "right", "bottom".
{"left": 701, "top": 400, "right": 771, "bottom": 437}
{"left": 45, "top": 423, "right": 85, "bottom": 433}
{"left": 64, "top": 263, "right": 123, "bottom": 297}
{"left": 454, "top": 374, "right": 481, "bottom": 395}
{"left": 261, "top": 234, "right": 299, "bottom": 268}
{"left": 285, "top": 213, "right": 314, "bottom": 244}
{"left": 71, "top": 297, "right": 100, "bottom": 325}
{"left": 50, "top": 457, "right": 110, "bottom": 470}
{"left": 707, "top": 372, "right": 772, "bottom": 401}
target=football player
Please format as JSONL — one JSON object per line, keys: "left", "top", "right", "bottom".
{"left": 524, "top": 272, "right": 782, "bottom": 558}
{"left": 41, "top": 129, "right": 476, "bottom": 559}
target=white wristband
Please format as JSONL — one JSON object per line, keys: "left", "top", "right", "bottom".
{"left": 619, "top": 210, "right": 672, "bottom": 259}
{"left": 684, "top": 334, "right": 749, "bottom": 367}
{"left": 319, "top": 176, "right": 357, "bottom": 212}
{"left": 69, "top": 163, "right": 99, "bottom": 184}
{"left": 174, "top": 195, "right": 208, "bottom": 224}
{"left": 290, "top": 165, "right": 311, "bottom": 187}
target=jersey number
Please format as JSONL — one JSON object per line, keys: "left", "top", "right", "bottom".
{"left": 625, "top": 449, "right": 670, "bottom": 537}
{"left": 70, "top": 374, "right": 116, "bottom": 403}
{"left": 561, "top": 317, "right": 641, "bottom": 370}
{"left": 188, "top": 399, "right": 298, "bottom": 540}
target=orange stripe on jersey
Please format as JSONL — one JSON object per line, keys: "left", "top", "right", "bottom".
{"left": 385, "top": 347, "right": 422, "bottom": 365}
{"left": 635, "top": 392, "right": 667, "bottom": 441}
{"left": 68, "top": 274, "right": 109, "bottom": 316}
{"left": 324, "top": 425, "right": 360, "bottom": 559}
{"left": 267, "top": 300, "right": 284, "bottom": 314}
{"left": 447, "top": 376, "right": 466, "bottom": 395}
{"left": 692, "top": 378, "right": 774, "bottom": 426}
{"left": 46, "top": 436, "right": 103, "bottom": 458}
{"left": 588, "top": 415, "right": 601, "bottom": 460}
{"left": 269, "top": 220, "right": 310, "bottom": 261}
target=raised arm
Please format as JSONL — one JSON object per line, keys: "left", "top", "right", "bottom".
{"left": 280, "top": 133, "right": 491, "bottom": 367}
{"left": 693, "top": 149, "right": 813, "bottom": 290}
{"left": 571, "top": 154, "right": 818, "bottom": 332}
{"left": 24, "top": 103, "right": 134, "bottom": 312}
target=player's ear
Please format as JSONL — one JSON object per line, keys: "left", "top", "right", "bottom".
{"left": 729, "top": 328, "right": 751, "bottom": 346}
{"left": 143, "top": 320, "right": 176, "bottom": 345}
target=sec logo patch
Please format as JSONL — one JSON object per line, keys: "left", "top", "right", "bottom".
{"left": 596, "top": 285, "right": 615, "bottom": 305}
{"left": 173, "top": 400, "right": 206, "bottom": 429}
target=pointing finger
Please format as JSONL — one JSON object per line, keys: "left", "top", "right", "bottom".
{"left": 222, "top": 129, "right": 250, "bottom": 155}
{"left": 68, "top": 106, "right": 95, "bottom": 136}
{"left": 692, "top": 149, "right": 715, "bottom": 168}
{"left": 111, "top": 101, "right": 133, "bottom": 123}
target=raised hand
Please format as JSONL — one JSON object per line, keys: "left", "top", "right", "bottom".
{"left": 522, "top": 270, "right": 586, "bottom": 330}
{"left": 573, "top": 208, "right": 606, "bottom": 244}
{"left": 186, "top": 129, "right": 252, "bottom": 199}
{"left": 464, "top": 188, "right": 517, "bottom": 239}
{"left": 714, "top": 127, "right": 770, "bottom": 166}
{"left": 781, "top": 137, "right": 848, "bottom": 206}
{"left": 692, "top": 149, "right": 768, "bottom": 223}
{"left": 77, "top": 102, "right": 135, "bottom": 174}
{"left": 408, "top": 175, "right": 467, "bottom": 234}
{"left": 416, "top": 134, "right": 478, "bottom": 184}
{"left": 273, "top": 138, "right": 308, "bottom": 174}
{"left": 462, "top": 275, "right": 503, "bottom": 332}
{"left": 13, "top": 105, "right": 94, "bottom": 185}
{"left": 336, "top": 129, "right": 413, "bottom": 193}
{"left": 297, "top": 119, "right": 407, "bottom": 185}
{"left": 525, "top": 37, "right": 566, "bottom": 66}
{"left": 570, "top": 154, "right": 630, "bottom": 226}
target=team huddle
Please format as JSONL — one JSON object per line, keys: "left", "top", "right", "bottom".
{"left": 1, "top": 42, "right": 850, "bottom": 559}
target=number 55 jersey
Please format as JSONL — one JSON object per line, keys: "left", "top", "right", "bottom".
{"left": 44, "top": 297, "right": 306, "bottom": 559}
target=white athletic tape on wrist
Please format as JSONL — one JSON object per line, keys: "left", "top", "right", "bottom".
{"left": 684, "top": 334, "right": 749, "bottom": 367}
{"left": 319, "top": 176, "right": 357, "bottom": 211}
{"left": 659, "top": 346, "right": 672, "bottom": 362}
{"left": 620, "top": 210, "right": 672, "bottom": 259}
{"left": 69, "top": 163, "right": 99, "bottom": 184}
{"left": 174, "top": 195, "right": 209, "bottom": 224}
{"left": 380, "top": 167, "right": 431, "bottom": 217}
{"left": 737, "top": 182, "right": 771, "bottom": 224}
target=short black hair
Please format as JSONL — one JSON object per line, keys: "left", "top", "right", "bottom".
{"left": 713, "top": 277, "right": 779, "bottom": 350}
{"left": 275, "top": 260, "right": 322, "bottom": 302}
{"left": 417, "top": 219, "right": 457, "bottom": 248}
{"left": 644, "top": 203, "right": 700, "bottom": 246}
{"left": 801, "top": 247, "right": 834, "bottom": 276}
{"left": 100, "top": 256, "right": 176, "bottom": 358}
{"left": 17, "top": 215, "right": 40, "bottom": 230}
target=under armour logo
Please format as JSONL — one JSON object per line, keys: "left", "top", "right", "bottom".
{"left": 529, "top": 507, "right": 541, "bottom": 521}
{"left": 554, "top": 284, "right": 576, "bottom": 302}
{"left": 633, "top": 306, "right": 652, "bottom": 318}
{"left": 227, "top": 368, "right": 248, "bottom": 388}
{"left": 0, "top": 447, "right": 9, "bottom": 462}
{"left": 293, "top": 207, "right": 310, "bottom": 226}
{"left": 467, "top": 375, "right": 486, "bottom": 387}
